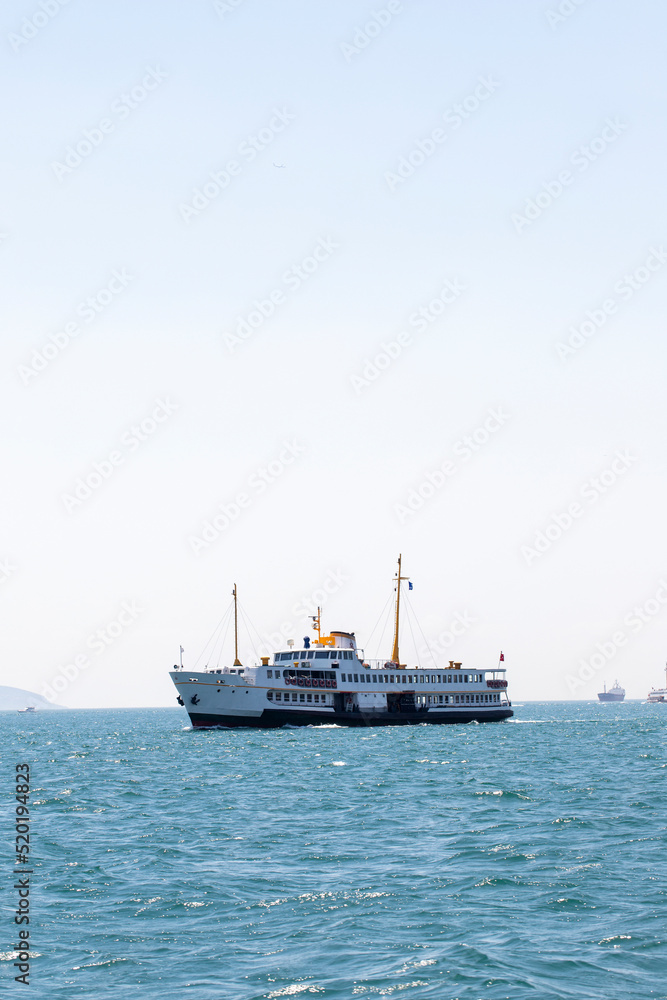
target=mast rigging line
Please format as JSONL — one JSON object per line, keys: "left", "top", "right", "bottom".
{"left": 403, "top": 590, "right": 438, "bottom": 669}
{"left": 237, "top": 601, "right": 263, "bottom": 664}
{"left": 403, "top": 597, "right": 421, "bottom": 669}
{"left": 192, "top": 599, "right": 235, "bottom": 670}
{"left": 365, "top": 591, "right": 395, "bottom": 660}
{"left": 192, "top": 591, "right": 265, "bottom": 670}
{"left": 215, "top": 613, "right": 232, "bottom": 669}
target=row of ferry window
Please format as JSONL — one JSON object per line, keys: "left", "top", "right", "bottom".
{"left": 275, "top": 650, "right": 354, "bottom": 661}
{"left": 267, "top": 669, "right": 338, "bottom": 679}
{"left": 266, "top": 692, "right": 501, "bottom": 706}
{"left": 418, "top": 694, "right": 501, "bottom": 705}
{"left": 266, "top": 669, "right": 485, "bottom": 683}
{"left": 341, "top": 672, "right": 482, "bottom": 685}
{"left": 268, "top": 692, "right": 330, "bottom": 704}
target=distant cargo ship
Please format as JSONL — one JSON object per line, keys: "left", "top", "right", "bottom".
{"left": 647, "top": 665, "right": 667, "bottom": 704}
{"left": 598, "top": 681, "right": 625, "bottom": 702}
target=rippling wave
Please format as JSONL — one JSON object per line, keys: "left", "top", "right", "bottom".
{"left": 4, "top": 701, "right": 666, "bottom": 999}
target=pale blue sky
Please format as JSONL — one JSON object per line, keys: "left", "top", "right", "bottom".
{"left": 2, "top": 0, "right": 667, "bottom": 706}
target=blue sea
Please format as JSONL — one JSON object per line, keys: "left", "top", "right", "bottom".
{"left": 3, "top": 702, "right": 666, "bottom": 999}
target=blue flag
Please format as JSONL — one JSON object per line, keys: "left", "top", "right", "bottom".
{"left": 408, "top": 581, "right": 413, "bottom": 590}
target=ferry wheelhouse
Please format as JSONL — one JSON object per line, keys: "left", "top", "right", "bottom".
{"left": 171, "top": 558, "right": 513, "bottom": 728}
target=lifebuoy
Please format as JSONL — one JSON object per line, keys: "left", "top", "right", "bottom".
{"left": 305, "top": 678, "right": 311, "bottom": 687}
{"left": 332, "top": 680, "right": 337, "bottom": 689}
{"left": 326, "top": 679, "right": 332, "bottom": 688}
{"left": 298, "top": 677, "right": 305, "bottom": 687}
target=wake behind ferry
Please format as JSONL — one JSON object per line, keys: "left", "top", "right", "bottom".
{"left": 171, "top": 556, "right": 513, "bottom": 728}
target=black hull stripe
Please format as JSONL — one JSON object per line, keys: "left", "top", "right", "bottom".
{"left": 186, "top": 708, "right": 513, "bottom": 729}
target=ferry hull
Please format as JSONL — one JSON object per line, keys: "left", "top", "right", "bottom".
{"left": 187, "top": 707, "right": 513, "bottom": 728}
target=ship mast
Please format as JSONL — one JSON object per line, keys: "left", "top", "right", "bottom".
{"left": 391, "top": 554, "right": 409, "bottom": 666}
{"left": 233, "top": 583, "right": 241, "bottom": 666}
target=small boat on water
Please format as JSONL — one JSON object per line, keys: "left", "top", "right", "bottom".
{"left": 598, "top": 680, "right": 625, "bottom": 702}
{"left": 171, "top": 556, "right": 513, "bottom": 729}
{"left": 647, "top": 664, "right": 667, "bottom": 703}
{"left": 17, "top": 706, "right": 36, "bottom": 713}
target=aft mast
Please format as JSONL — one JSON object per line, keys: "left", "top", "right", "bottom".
{"left": 391, "top": 554, "right": 410, "bottom": 668}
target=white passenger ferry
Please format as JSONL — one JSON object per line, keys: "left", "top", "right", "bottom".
{"left": 647, "top": 664, "right": 667, "bottom": 704}
{"left": 170, "top": 557, "right": 513, "bottom": 728}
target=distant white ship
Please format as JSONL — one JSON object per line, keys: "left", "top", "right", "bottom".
{"left": 598, "top": 680, "right": 625, "bottom": 702}
{"left": 647, "top": 664, "right": 667, "bottom": 704}
{"left": 17, "top": 706, "right": 36, "bottom": 713}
